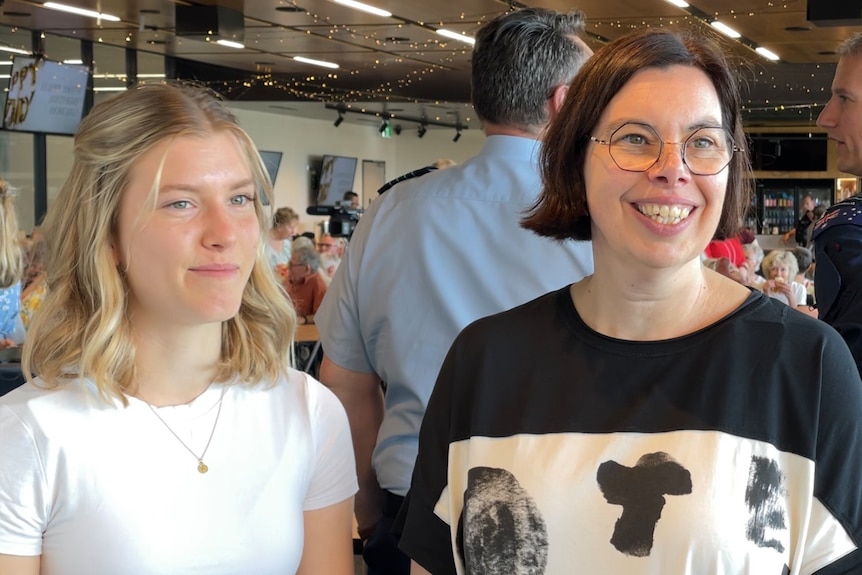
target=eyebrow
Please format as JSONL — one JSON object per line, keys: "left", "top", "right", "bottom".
{"left": 833, "top": 87, "right": 855, "bottom": 99}
{"left": 159, "top": 177, "right": 257, "bottom": 194}
{"left": 602, "top": 118, "right": 725, "bottom": 134}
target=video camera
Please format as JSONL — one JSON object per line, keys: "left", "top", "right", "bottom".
{"left": 306, "top": 203, "right": 364, "bottom": 238}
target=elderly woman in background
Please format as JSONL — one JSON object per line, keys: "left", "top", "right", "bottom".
{"left": 761, "top": 248, "right": 813, "bottom": 315}
{"left": 397, "top": 28, "right": 862, "bottom": 574}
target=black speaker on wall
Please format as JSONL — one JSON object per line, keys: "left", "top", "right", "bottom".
{"left": 807, "top": 1, "right": 862, "bottom": 26}
{"left": 175, "top": 5, "right": 245, "bottom": 40}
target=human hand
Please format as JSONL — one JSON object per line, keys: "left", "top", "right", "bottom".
{"left": 765, "top": 278, "right": 793, "bottom": 300}
{"left": 0, "top": 338, "right": 16, "bottom": 350}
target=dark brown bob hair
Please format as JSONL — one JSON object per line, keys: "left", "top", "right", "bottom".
{"left": 523, "top": 27, "right": 752, "bottom": 241}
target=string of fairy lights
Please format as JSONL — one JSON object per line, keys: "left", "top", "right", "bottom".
{"left": 0, "top": 1, "right": 838, "bottom": 125}
{"left": 189, "top": 2, "right": 835, "bottom": 125}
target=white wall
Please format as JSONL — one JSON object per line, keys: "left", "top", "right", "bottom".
{"left": 2, "top": 107, "right": 484, "bottom": 234}
{"left": 230, "top": 107, "right": 484, "bottom": 236}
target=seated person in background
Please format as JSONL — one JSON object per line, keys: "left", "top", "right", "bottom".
{"left": 286, "top": 245, "right": 328, "bottom": 325}
{"left": 266, "top": 206, "right": 299, "bottom": 269}
{"left": 0, "top": 179, "right": 24, "bottom": 348}
{"left": 792, "top": 246, "right": 814, "bottom": 287}
{"left": 703, "top": 233, "right": 745, "bottom": 268}
{"left": 318, "top": 252, "right": 341, "bottom": 286}
{"left": 741, "top": 237, "right": 766, "bottom": 290}
{"left": 761, "top": 249, "right": 814, "bottom": 315}
{"left": 19, "top": 227, "right": 48, "bottom": 330}
{"left": 317, "top": 233, "right": 345, "bottom": 257}
{"left": 702, "top": 257, "right": 749, "bottom": 286}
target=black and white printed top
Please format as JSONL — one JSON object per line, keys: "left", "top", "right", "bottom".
{"left": 396, "top": 288, "right": 862, "bottom": 575}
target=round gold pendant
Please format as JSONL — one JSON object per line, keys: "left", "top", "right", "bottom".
{"left": 197, "top": 461, "right": 209, "bottom": 474}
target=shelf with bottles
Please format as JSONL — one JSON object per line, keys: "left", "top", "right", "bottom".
{"left": 761, "top": 192, "right": 795, "bottom": 234}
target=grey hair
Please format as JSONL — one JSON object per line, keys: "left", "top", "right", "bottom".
{"left": 762, "top": 249, "right": 799, "bottom": 279}
{"left": 838, "top": 32, "right": 862, "bottom": 57}
{"left": 471, "top": 7, "right": 588, "bottom": 130}
{"left": 293, "top": 244, "right": 320, "bottom": 272}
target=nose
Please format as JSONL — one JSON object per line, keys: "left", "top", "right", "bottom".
{"left": 203, "top": 203, "right": 238, "bottom": 249}
{"left": 648, "top": 141, "right": 691, "bottom": 183}
{"left": 817, "top": 98, "right": 837, "bottom": 129}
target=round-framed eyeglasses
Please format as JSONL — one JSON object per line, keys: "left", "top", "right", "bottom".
{"left": 589, "top": 122, "right": 740, "bottom": 176}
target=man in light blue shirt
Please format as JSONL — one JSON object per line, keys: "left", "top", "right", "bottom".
{"left": 315, "top": 8, "right": 594, "bottom": 574}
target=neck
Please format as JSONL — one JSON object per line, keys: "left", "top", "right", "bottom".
{"left": 572, "top": 260, "right": 746, "bottom": 341}
{"left": 132, "top": 322, "right": 223, "bottom": 407}
{"left": 482, "top": 121, "right": 544, "bottom": 140}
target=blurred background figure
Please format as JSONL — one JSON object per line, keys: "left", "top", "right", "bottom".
{"left": 762, "top": 249, "right": 814, "bottom": 314}
{"left": 317, "top": 233, "right": 346, "bottom": 258}
{"left": 19, "top": 226, "right": 47, "bottom": 330}
{"left": 0, "top": 180, "right": 24, "bottom": 349}
{"left": 285, "top": 244, "right": 328, "bottom": 325}
{"left": 741, "top": 237, "right": 767, "bottom": 290}
{"left": 431, "top": 158, "right": 457, "bottom": 170}
{"left": 266, "top": 206, "right": 299, "bottom": 269}
{"left": 782, "top": 194, "right": 816, "bottom": 247}
{"left": 319, "top": 252, "right": 342, "bottom": 286}
{"left": 343, "top": 191, "right": 360, "bottom": 209}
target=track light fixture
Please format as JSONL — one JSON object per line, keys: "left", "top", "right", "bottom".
{"left": 333, "top": 112, "right": 344, "bottom": 127}
{"left": 324, "top": 104, "right": 467, "bottom": 138}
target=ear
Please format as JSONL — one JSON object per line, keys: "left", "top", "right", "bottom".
{"left": 548, "top": 84, "right": 569, "bottom": 119}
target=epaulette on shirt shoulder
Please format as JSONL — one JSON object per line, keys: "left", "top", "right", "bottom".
{"left": 812, "top": 195, "right": 862, "bottom": 241}
{"left": 376, "top": 165, "right": 438, "bottom": 195}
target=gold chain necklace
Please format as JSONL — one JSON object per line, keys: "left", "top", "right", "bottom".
{"left": 145, "top": 386, "right": 226, "bottom": 474}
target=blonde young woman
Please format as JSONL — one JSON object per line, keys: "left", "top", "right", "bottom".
{"left": 0, "top": 84, "right": 357, "bottom": 575}
{"left": 0, "top": 180, "right": 24, "bottom": 348}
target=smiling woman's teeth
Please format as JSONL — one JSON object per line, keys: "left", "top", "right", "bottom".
{"left": 637, "top": 204, "right": 692, "bottom": 225}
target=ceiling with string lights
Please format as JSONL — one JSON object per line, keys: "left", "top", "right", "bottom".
{"left": 0, "top": 0, "right": 857, "bottom": 131}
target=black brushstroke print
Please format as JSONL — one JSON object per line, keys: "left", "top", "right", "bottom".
{"left": 597, "top": 451, "right": 692, "bottom": 557}
{"left": 745, "top": 456, "right": 787, "bottom": 553}
{"left": 458, "top": 466, "right": 548, "bottom": 574}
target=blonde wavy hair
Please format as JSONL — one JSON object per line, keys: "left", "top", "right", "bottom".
{"left": 0, "top": 180, "right": 23, "bottom": 288}
{"left": 22, "top": 83, "right": 296, "bottom": 404}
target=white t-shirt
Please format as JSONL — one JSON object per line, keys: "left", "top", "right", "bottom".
{"left": 0, "top": 369, "right": 357, "bottom": 575}
{"left": 765, "top": 280, "right": 808, "bottom": 307}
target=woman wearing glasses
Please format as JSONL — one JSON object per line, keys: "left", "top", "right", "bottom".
{"left": 397, "top": 28, "right": 862, "bottom": 574}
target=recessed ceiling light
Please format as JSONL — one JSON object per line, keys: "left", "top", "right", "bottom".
{"left": 147, "top": 40, "right": 167, "bottom": 45}
{"left": 331, "top": 0, "right": 391, "bottom": 18}
{"left": 710, "top": 21, "right": 741, "bottom": 39}
{"left": 755, "top": 47, "right": 780, "bottom": 61}
{"left": 216, "top": 39, "right": 245, "bottom": 49}
{"left": 384, "top": 36, "right": 410, "bottom": 42}
{"left": 436, "top": 29, "right": 476, "bottom": 45}
{"left": 293, "top": 55, "right": 339, "bottom": 69}
{"left": 43, "top": 2, "right": 120, "bottom": 22}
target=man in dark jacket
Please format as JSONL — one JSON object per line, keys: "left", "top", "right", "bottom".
{"left": 813, "top": 31, "right": 862, "bottom": 372}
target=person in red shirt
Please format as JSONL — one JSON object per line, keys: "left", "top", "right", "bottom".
{"left": 285, "top": 245, "right": 328, "bottom": 325}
